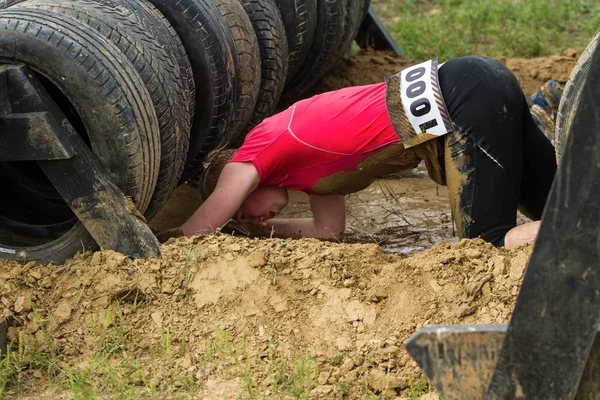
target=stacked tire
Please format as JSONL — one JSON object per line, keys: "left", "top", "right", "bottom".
{"left": 0, "top": 0, "right": 370, "bottom": 263}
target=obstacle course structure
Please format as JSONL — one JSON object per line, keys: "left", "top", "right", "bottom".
{"left": 406, "top": 31, "right": 600, "bottom": 399}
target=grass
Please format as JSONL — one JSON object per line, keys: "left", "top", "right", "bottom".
{"left": 1, "top": 313, "right": 434, "bottom": 399}
{"left": 1, "top": 312, "right": 321, "bottom": 400}
{"left": 407, "top": 373, "right": 433, "bottom": 399}
{"left": 372, "top": 0, "right": 600, "bottom": 61}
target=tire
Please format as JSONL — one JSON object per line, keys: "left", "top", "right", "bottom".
{"left": 555, "top": 29, "right": 600, "bottom": 164}
{"left": 0, "top": 0, "right": 195, "bottom": 119}
{"left": 147, "top": 0, "right": 241, "bottom": 181}
{"left": 240, "top": 0, "right": 289, "bottom": 132}
{"left": 12, "top": 0, "right": 191, "bottom": 218}
{"left": 360, "top": 0, "right": 371, "bottom": 23}
{"left": 211, "top": 0, "right": 261, "bottom": 146}
{"left": 274, "top": 0, "right": 317, "bottom": 83}
{"left": 0, "top": 9, "right": 160, "bottom": 263}
{"left": 281, "top": 0, "right": 345, "bottom": 105}
{"left": 328, "top": 0, "right": 362, "bottom": 70}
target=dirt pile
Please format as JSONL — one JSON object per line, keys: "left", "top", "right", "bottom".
{"left": 312, "top": 48, "right": 578, "bottom": 96}
{"left": 1, "top": 235, "right": 531, "bottom": 399}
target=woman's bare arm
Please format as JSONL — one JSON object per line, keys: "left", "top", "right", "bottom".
{"left": 253, "top": 194, "right": 346, "bottom": 240}
{"left": 180, "top": 162, "right": 260, "bottom": 236}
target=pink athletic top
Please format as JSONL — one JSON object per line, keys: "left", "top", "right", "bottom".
{"left": 230, "top": 83, "right": 427, "bottom": 195}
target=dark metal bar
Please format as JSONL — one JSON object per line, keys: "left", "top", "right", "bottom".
{"left": 485, "top": 44, "right": 600, "bottom": 399}
{"left": 406, "top": 325, "right": 600, "bottom": 400}
{"left": 0, "top": 65, "right": 160, "bottom": 259}
{"left": 0, "top": 112, "right": 75, "bottom": 161}
{"left": 355, "top": 7, "right": 403, "bottom": 56}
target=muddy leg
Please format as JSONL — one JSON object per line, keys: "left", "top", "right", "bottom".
{"left": 439, "top": 56, "right": 538, "bottom": 246}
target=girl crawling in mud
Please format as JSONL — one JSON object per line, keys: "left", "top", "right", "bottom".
{"left": 175, "top": 55, "right": 558, "bottom": 248}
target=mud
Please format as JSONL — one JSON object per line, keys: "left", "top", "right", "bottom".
{"left": 314, "top": 48, "right": 578, "bottom": 99}
{"left": 1, "top": 235, "right": 531, "bottom": 399}
{"left": 0, "top": 50, "right": 576, "bottom": 399}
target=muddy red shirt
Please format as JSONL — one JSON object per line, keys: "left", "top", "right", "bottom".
{"left": 230, "top": 83, "right": 426, "bottom": 195}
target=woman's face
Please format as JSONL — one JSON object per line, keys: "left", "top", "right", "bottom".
{"left": 235, "top": 186, "right": 289, "bottom": 226}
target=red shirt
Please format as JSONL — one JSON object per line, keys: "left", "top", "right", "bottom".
{"left": 230, "top": 83, "right": 419, "bottom": 194}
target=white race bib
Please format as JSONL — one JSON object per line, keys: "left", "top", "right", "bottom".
{"left": 385, "top": 57, "right": 453, "bottom": 148}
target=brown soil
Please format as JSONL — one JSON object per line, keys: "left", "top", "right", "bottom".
{"left": 312, "top": 48, "right": 578, "bottom": 98}
{"left": 1, "top": 236, "right": 530, "bottom": 399}
{"left": 0, "top": 50, "right": 577, "bottom": 399}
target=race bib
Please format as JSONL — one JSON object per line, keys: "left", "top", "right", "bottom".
{"left": 385, "top": 57, "right": 453, "bottom": 148}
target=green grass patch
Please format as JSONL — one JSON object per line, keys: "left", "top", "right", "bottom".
{"left": 1, "top": 318, "right": 322, "bottom": 399}
{"left": 372, "top": 0, "right": 600, "bottom": 61}
{"left": 407, "top": 373, "right": 433, "bottom": 399}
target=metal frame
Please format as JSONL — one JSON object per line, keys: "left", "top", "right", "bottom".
{"left": 355, "top": 7, "right": 404, "bottom": 56}
{"left": 406, "top": 40, "right": 600, "bottom": 399}
{"left": 0, "top": 64, "right": 160, "bottom": 261}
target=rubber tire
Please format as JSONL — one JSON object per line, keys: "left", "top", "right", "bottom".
{"left": 147, "top": 0, "right": 241, "bottom": 182}
{"left": 281, "top": 0, "right": 345, "bottom": 105}
{"left": 274, "top": 0, "right": 317, "bottom": 84}
{"left": 555, "top": 28, "right": 600, "bottom": 164}
{"left": 328, "top": 0, "right": 362, "bottom": 71}
{"left": 0, "top": 0, "right": 195, "bottom": 126}
{"left": 360, "top": 0, "right": 371, "bottom": 23}
{"left": 12, "top": 0, "right": 191, "bottom": 218}
{"left": 0, "top": 9, "right": 160, "bottom": 263}
{"left": 212, "top": 0, "right": 261, "bottom": 146}
{"left": 240, "top": 0, "right": 289, "bottom": 131}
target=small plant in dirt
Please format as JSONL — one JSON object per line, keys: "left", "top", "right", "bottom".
{"left": 335, "top": 381, "right": 351, "bottom": 398}
{"left": 324, "top": 353, "right": 345, "bottom": 367}
{"left": 0, "top": 321, "right": 61, "bottom": 397}
{"left": 95, "top": 305, "right": 128, "bottom": 356}
{"left": 407, "top": 373, "right": 433, "bottom": 399}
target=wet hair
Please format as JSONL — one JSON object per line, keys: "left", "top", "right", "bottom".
{"left": 201, "top": 148, "right": 237, "bottom": 196}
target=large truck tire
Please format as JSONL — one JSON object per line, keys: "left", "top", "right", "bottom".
{"left": 212, "top": 0, "right": 261, "bottom": 146}
{"left": 281, "top": 0, "right": 345, "bottom": 105}
{"left": 11, "top": 0, "right": 191, "bottom": 218}
{"left": 147, "top": 0, "right": 241, "bottom": 181}
{"left": 555, "top": 29, "right": 600, "bottom": 164}
{"left": 240, "top": 0, "right": 288, "bottom": 131}
{"left": 0, "top": 9, "right": 160, "bottom": 263}
{"left": 274, "top": 0, "right": 317, "bottom": 84}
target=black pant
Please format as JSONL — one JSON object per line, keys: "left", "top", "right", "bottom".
{"left": 438, "top": 56, "right": 557, "bottom": 246}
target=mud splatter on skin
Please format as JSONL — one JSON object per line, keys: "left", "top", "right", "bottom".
{"left": 310, "top": 144, "right": 420, "bottom": 194}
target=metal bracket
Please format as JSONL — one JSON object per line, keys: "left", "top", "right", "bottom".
{"left": 406, "top": 39, "right": 600, "bottom": 399}
{"left": 406, "top": 325, "right": 600, "bottom": 400}
{"left": 355, "top": 7, "right": 403, "bottom": 56}
{"left": 0, "top": 64, "right": 160, "bottom": 260}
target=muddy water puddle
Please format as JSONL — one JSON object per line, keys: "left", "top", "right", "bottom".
{"left": 281, "top": 167, "right": 457, "bottom": 253}
{"left": 151, "top": 164, "right": 459, "bottom": 254}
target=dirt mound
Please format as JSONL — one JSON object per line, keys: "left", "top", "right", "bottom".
{"left": 312, "top": 48, "right": 579, "bottom": 97}
{"left": 1, "top": 235, "right": 530, "bottom": 399}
